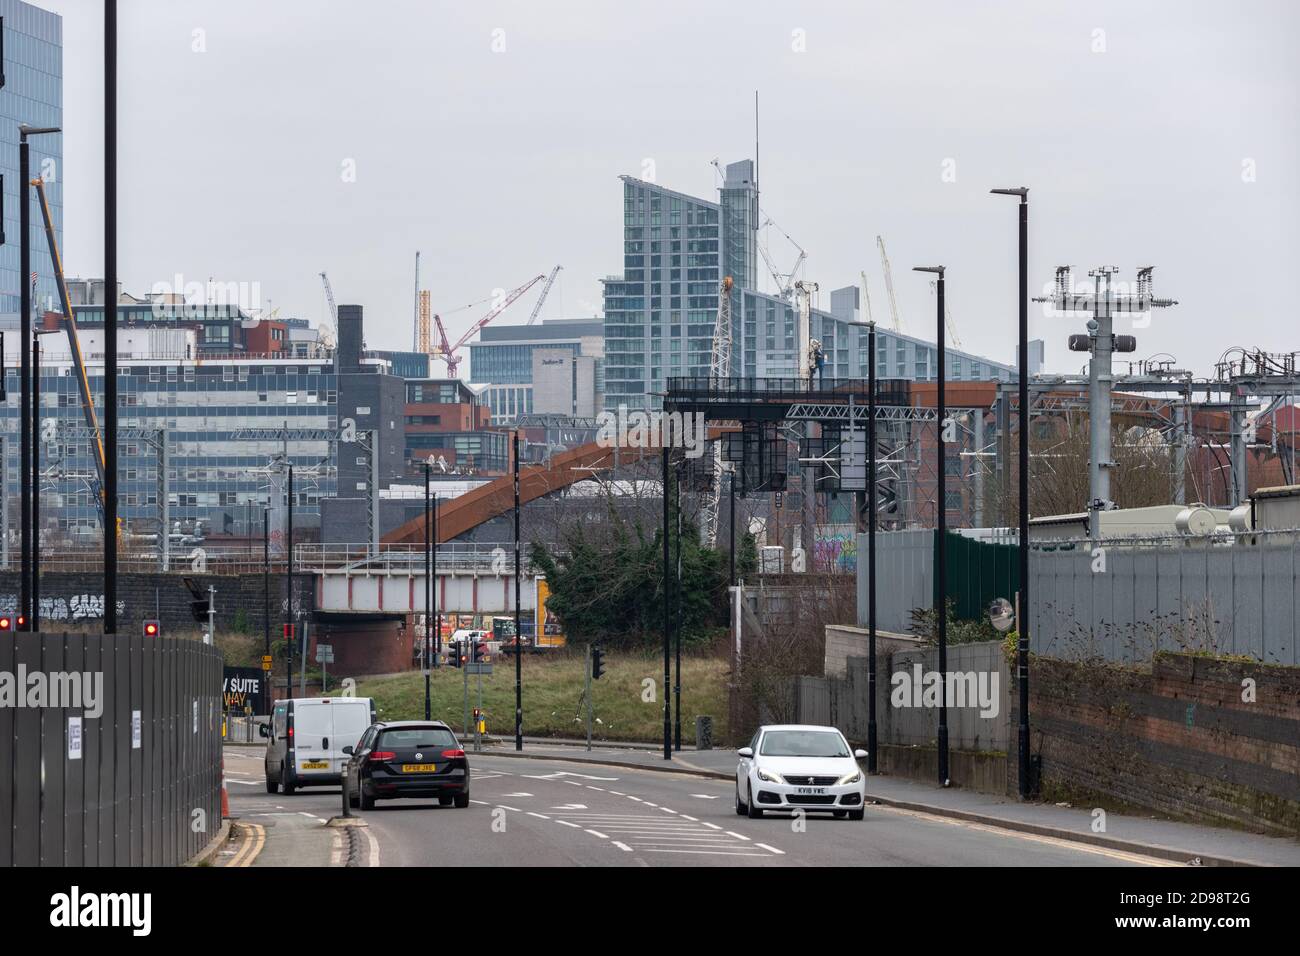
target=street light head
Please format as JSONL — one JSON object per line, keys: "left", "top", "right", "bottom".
{"left": 18, "top": 124, "right": 61, "bottom": 138}
{"left": 990, "top": 187, "right": 1028, "bottom": 200}
{"left": 912, "top": 265, "right": 945, "bottom": 277}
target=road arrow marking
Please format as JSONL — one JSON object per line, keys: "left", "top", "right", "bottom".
{"left": 690, "top": 793, "right": 720, "bottom": 799}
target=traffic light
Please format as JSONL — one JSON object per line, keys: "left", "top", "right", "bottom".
{"left": 143, "top": 619, "right": 160, "bottom": 638}
{"left": 591, "top": 644, "right": 605, "bottom": 681}
{"left": 449, "top": 646, "right": 462, "bottom": 668}
{"left": 15, "top": 614, "right": 25, "bottom": 630}
{"left": 0, "top": 615, "right": 11, "bottom": 632}
{"left": 472, "top": 642, "right": 489, "bottom": 664}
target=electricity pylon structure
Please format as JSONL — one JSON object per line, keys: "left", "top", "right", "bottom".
{"left": 1034, "top": 265, "right": 1177, "bottom": 516}
{"left": 701, "top": 275, "right": 734, "bottom": 546}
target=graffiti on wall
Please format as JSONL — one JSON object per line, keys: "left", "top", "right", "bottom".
{"left": 813, "top": 525, "right": 858, "bottom": 573}
{"left": 0, "top": 594, "right": 127, "bottom": 621}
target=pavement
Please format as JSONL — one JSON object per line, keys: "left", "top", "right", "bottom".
{"left": 219, "top": 742, "right": 1300, "bottom": 868}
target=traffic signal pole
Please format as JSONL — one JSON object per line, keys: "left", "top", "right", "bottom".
{"left": 585, "top": 643, "right": 593, "bottom": 752}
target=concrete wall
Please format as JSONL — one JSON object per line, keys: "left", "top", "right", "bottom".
{"left": 823, "top": 624, "right": 923, "bottom": 678}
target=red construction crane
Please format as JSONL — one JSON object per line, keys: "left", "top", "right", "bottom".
{"left": 433, "top": 273, "right": 545, "bottom": 378}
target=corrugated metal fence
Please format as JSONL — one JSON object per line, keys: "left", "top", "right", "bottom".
{"left": 0, "top": 633, "right": 223, "bottom": 867}
{"left": 857, "top": 529, "right": 933, "bottom": 633}
{"left": 1031, "top": 532, "right": 1300, "bottom": 665}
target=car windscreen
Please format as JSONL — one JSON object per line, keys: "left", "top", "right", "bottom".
{"left": 377, "top": 727, "right": 458, "bottom": 750}
{"left": 759, "top": 730, "right": 849, "bottom": 758}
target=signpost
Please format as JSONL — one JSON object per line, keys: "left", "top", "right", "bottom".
{"left": 316, "top": 643, "right": 334, "bottom": 692}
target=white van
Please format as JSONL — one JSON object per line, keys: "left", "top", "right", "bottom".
{"left": 261, "top": 697, "right": 376, "bottom": 794}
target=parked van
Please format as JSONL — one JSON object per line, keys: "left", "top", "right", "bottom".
{"left": 261, "top": 696, "right": 376, "bottom": 794}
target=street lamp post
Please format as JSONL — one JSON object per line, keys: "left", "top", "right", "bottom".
{"left": 914, "top": 265, "right": 949, "bottom": 787}
{"left": 103, "top": 0, "right": 118, "bottom": 635}
{"left": 849, "top": 319, "right": 879, "bottom": 774}
{"left": 662, "top": 445, "right": 671, "bottom": 761}
{"left": 424, "top": 462, "right": 432, "bottom": 720}
{"left": 263, "top": 507, "right": 271, "bottom": 714}
{"left": 513, "top": 430, "right": 522, "bottom": 752}
{"left": 674, "top": 460, "right": 682, "bottom": 752}
{"left": 992, "top": 185, "right": 1032, "bottom": 799}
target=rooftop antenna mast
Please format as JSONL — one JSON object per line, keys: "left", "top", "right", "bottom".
{"left": 412, "top": 251, "right": 420, "bottom": 351}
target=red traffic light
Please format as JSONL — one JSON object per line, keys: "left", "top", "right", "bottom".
{"left": 283, "top": 624, "right": 295, "bottom": 639}
{"left": 15, "top": 614, "right": 26, "bottom": 629}
{"left": 143, "top": 620, "right": 160, "bottom": 638}
{"left": 0, "top": 616, "right": 11, "bottom": 631}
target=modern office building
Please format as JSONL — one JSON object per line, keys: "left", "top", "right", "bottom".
{"left": 469, "top": 317, "right": 604, "bottom": 423}
{"left": 602, "top": 161, "right": 757, "bottom": 411}
{"left": 602, "top": 160, "right": 1015, "bottom": 407}
{"left": 402, "top": 377, "right": 507, "bottom": 474}
{"left": 0, "top": 0, "right": 63, "bottom": 322}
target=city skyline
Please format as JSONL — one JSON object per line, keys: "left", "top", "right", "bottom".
{"left": 38, "top": 0, "right": 1300, "bottom": 379}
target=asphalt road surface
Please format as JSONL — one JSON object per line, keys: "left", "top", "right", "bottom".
{"left": 224, "top": 748, "right": 1174, "bottom": 867}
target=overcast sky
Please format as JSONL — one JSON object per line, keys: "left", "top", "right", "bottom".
{"left": 42, "top": 0, "right": 1300, "bottom": 377}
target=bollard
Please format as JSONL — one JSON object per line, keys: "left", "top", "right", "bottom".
{"left": 340, "top": 764, "right": 352, "bottom": 818}
{"left": 695, "top": 715, "right": 713, "bottom": 751}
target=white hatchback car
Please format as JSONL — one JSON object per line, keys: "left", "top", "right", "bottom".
{"left": 736, "top": 725, "right": 869, "bottom": 820}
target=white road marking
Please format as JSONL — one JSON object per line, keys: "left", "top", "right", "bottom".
{"left": 658, "top": 807, "right": 677, "bottom": 814}
{"left": 527, "top": 812, "right": 551, "bottom": 820}
{"left": 690, "top": 794, "right": 720, "bottom": 800}
{"left": 613, "top": 842, "right": 633, "bottom": 852}
{"left": 364, "top": 825, "right": 381, "bottom": 867}
{"left": 584, "top": 829, "right": 608, "bottom": 839}
{"left": 700, "top": 822, "right": 723, "bottom": 830}
{"left": 755, "top": 843, "right": 785, "bottom": 855}
{"left": 550, "top": 804, "right": 588, "bottom": 810}
{"left": 556, "top": 820, "right": 581, "bottom": 828}
{"left": 498, "top": 805, "right": 521, "bottom": 812}
{"left": 521, "top": 771, "right": 620, "bottom": 782}
{"left": 226, "top": 779, "right": 260, "bottom": 786}
{"left": 643, "top": 801, "right": 658, "bottom": 807}
{"left": 680, "top": 815, "right": 699, "bottom": 822}
{"left": 608, "top": 791, "right": 625, "bottom": 796}
{"left": 641, "top": 848, "right": 768, "bottom": 857}
{"left": 501, "top": 792, "right": 534, "bottom": 798}
{"left": 586, "top": 786, "right": 606, "bottom": 792}
{"left": 725, "top": 831, "right": 751, "bottom": 841}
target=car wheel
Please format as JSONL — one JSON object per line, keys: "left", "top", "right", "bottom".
{"left": 348, "top": 776, "right": 361, "bottom": 809}
{"left": 745, "top": 783, "right": 764, "bottom": 819}
{"left": 280, "top": 764, "right": 296, "bottom": 795}
{"left": 439, "top": 796, "right": 453, "bottom": 807}
{"left": 833, "top": 809, "right": 847, "bottom": 819}
{"left": 734, "top": 788, "right": 748, "bottom": 816}
{"left": 453, "top": 791, "right": 470, "bottom": 809}
{"left": 359, "top": 780, "right": 375, "bottom": 810}
{"left": 848, "top": 808, "right": 865, "bottom": 821}
{"left": 265, "top": 777, "right": 279, "bottom": 794}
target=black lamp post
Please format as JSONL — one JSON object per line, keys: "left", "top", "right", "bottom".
{"left": 914, "top": 264, "right": 949, "bottom": 787}
{"left": 992, "top": 185, "right": 1032, "bottom": 799}
{"left": 662, "top": 445, "right": 671, "bottom": 761}
{"left": 424, "top": 461, "right": 432, "bottom": 720}
{"left": 17, "top": 124, "right": 58, "bottom": 631}
{"left": 513, "top": 430, "right": 522, "bottom": 752}
{"left": 849, "top": 319, "right": 879, "bottom": 774}
{"left": 263, "top": 507, "right": 271, "bottom": 713}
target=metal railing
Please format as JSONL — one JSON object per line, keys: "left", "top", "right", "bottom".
{"left": 666, "top": 376, "right": 911, "bottom": 406}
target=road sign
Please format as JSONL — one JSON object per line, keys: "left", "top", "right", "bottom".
{"left": 466, "top": 662, "right": 492, "bottom": 675}
{"left": 262, "top": 655, "right": 273, "bottom": 671}
{"left": 315, "top": 644, "right": 334, "bottom": 664}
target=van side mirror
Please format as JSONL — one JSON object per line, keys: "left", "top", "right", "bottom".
{"left": 342, "top": 745, "right": 354, "bottom": 755}
{"left": 257, "top": 723, "right": 270, "bottom": 738}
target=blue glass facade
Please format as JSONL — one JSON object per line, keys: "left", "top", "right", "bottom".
{"left": 6, "top": 357, "right": 337, "bottom": 543}
{"left": 0, "top": 0, "right": 62, "bottom": 320}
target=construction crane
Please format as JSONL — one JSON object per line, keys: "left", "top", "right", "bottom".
{"left": 860, "top": 270, "right": 874, "bottom": 325}
{"left": 758, "top": 212, "right": 807, "bottom": 298}
{"left": 417, "top": 289, "right": 432, "bottom": 355}
{"left": 32, "top": 175, "right": 106, "bottom": 521}
{"left": 318, "top": 271, "right": 340, "bottom": 350}
{"left": 432, "top": 273, "right": 546, "bottom": 378}
{"left": 526, "top": 265, "right": 563, "bottom": 326}
{"left": 701, "top": 276, "right": 735, "bottom": 547}
{"left": 876, "top": 236, "right": 901, "bottom": 332}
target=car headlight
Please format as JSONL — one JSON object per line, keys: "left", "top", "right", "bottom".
{"left": 756, "top": 767, "right": 783, "bottom": 784}
{"left": 838, "top": 770, "right": 862, "bottom": 785}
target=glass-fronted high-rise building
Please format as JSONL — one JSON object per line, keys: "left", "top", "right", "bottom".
{"left": 604, "top": 158, "right": 1015, "bottom": 403}
{"left": 602, "top": 160, "right": 757, "bottom": 411}
{"left": 0, "top": 0, "right": 62, "bottom": 320}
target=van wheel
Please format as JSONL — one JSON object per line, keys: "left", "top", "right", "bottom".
{"left": 280, "top": 764, "right": 296, "bottom": 796}
{"left": 265, "top": 777, "right": 279, "bottom": 794}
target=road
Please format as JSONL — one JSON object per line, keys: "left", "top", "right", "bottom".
{"left": 224, "top": 747, "right": 1174, "bottom": 867}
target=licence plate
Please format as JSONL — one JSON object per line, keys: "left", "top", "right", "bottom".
{"left": 300, "top": 760, "right": 329, "bottom": 770}
{"left": 401, "top": 763, "right": 438, "bottom": 773}
{"left": 795, "top": 787, "right": 826, "bottom": 795}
